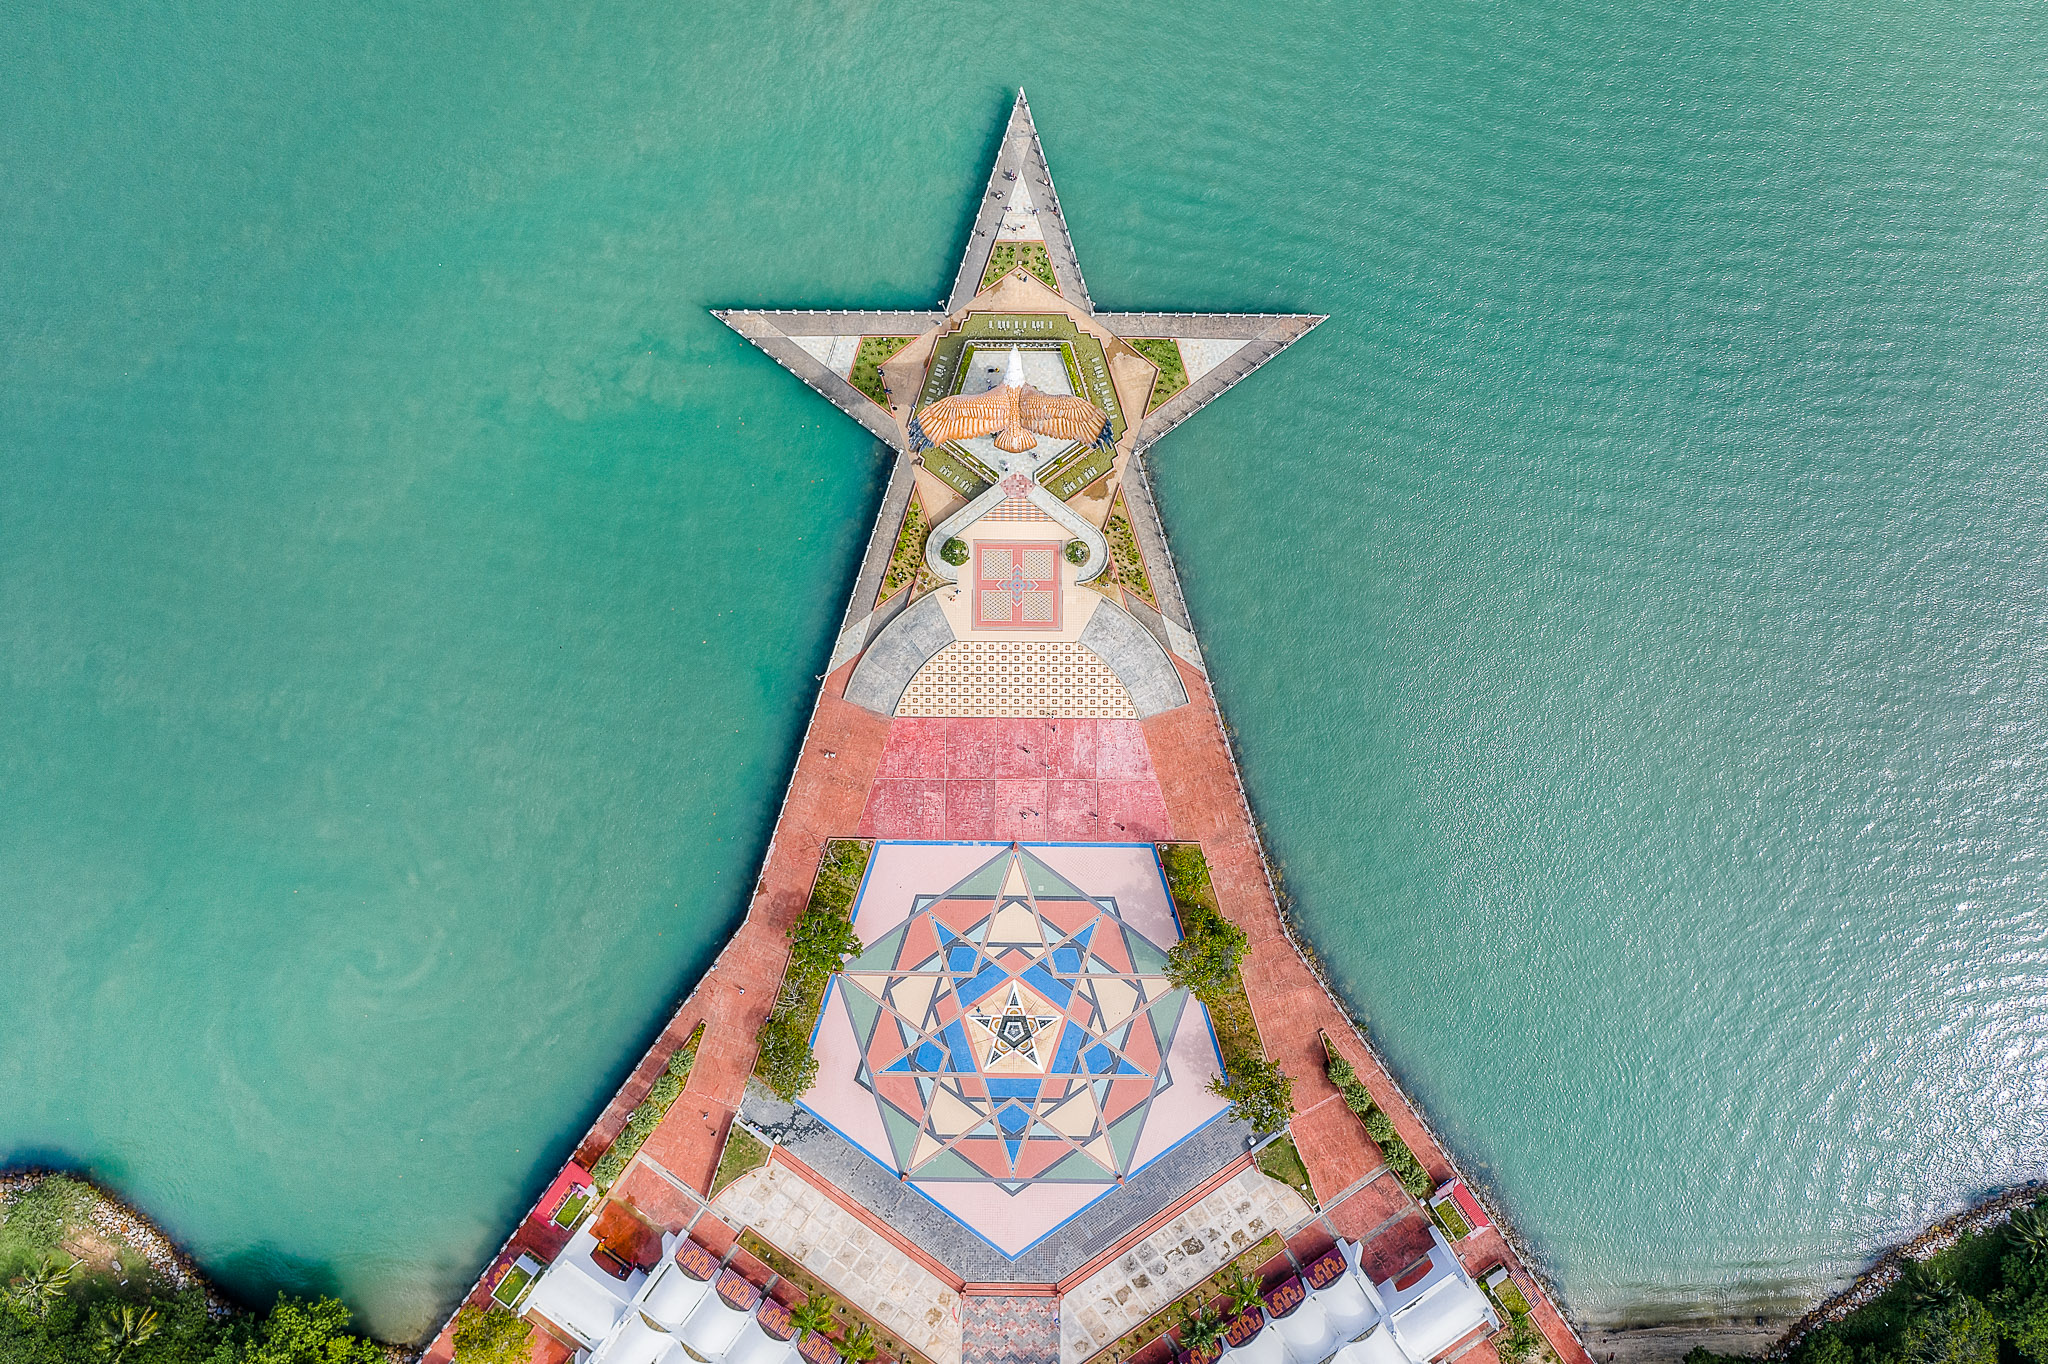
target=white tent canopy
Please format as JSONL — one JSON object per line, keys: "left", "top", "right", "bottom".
{"left": 525, "top": 1263, "right": 634, "bottom": 1351}
{"left": 590, "top": 1312, "right": 682, "bottom": 1364}
{"left": 1389, "top": 1277, "right": 1493, "bottom": 1364}
{"left": 1330, "top": 1325, "right": 1414, "bottom": 1364}
{"left": 1270, "top": 1294, "right": 1337, "bottom": 1364}
{"left": 721, "top": 1319, "right": 800, "bottom": 1364}
{"left": 678, "top": 1290, "right": 754, "bottom": 1360}
{"left": 1312, "top": 1270, "right": 1381, "bottom": 1342}
{"left": 638, "top": 1260, "right": 714, "bottom": 1333}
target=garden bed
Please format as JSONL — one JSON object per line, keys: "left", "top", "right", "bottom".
{"left": 1255, "top": 1135, "right": 1317, "bottom": 1208}
{"left": 736, "top": 1230, "right": 936, "bottom": 1364}
{"left": 755, "top": 840, "right": 872, "bottom": 1100}
{"left": 1077, "top": 1234, "right": 1285, "bottom": 1364}
{"left": 1128, "top": 339, "right": 1188, "bottom": 412}
{"left": 592, "top": 1021, "right": 705, "bottom": 1189}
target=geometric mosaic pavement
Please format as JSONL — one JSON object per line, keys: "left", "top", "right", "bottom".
{"left": 802, "top": 841, "right": 1230, "bottom": 1255}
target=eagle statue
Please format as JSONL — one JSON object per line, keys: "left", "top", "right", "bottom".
{"left": 908, "top": 347, "right": 1113, "bottom": 455}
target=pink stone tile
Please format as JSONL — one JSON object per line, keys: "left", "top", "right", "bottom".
{"left": 946, "top": 718, "right": 1002, "bottom": 777}
{"left": 945, "top": 779, "right": 996, "bottom": 838}
{"left": 1046, "top": 718, "right": 1099, "bottom": 779}
{"left": 1099, "top": 779, "right": 1173, "bottom": 841}
{"left": 997, "top": 718, "right": 1057, "bottom": 777}
{"left": 990, "top": 778, "right": 1048, "bottom": 839}
{"left": 875, "top": 718, "right": 949, "bottom": 779}
{"left": 858, "top": 779, "right": 948, "bottom": 839}
{"left": 1047, "top": 778, "right": 1099, "bottom": 840}
{"left": 1096, "top": 719, "right": 1156, "bottom": 780}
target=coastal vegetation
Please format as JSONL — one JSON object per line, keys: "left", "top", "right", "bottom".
{"left": 1692, "top": 1196, "right": 2048, "bottom": 1364}
{"left": 1157, "top": 844, "right": 1294, "bottom": 1131}
{"left": 1322, "top": 1038, "right": 1434, "bottom": 1197}
{"left": 1, "top": 1173, "right": 387, "bottom": 1364}
{"left": 1127, "top": 339, "right": 1188, "bottom": 413}
{"left": 591, "top": 1023, "right": 704, "bottom": 1190}
{"left": 848, "top": 337, "right": 913, "bottom": 407}
{"left": 757, "top": 840, "right": 871, "bottom": 1101}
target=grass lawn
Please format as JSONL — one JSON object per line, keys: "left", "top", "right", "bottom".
{"left": 849, "top": 336, "right": 913, "bottom": 406}
{"left": 1429, "top": 1196, "right": 1473, "bottom": 1240}
{"left": 711, "top": 1127, "right": 770, "bottom": 1198}
{"left": 1128, "top": 338, "right": 1188, "bottom": 412}
{"left": 980, "top": 241, "right": 1058, "bottom": 293}
{"left": 1255, "top": 1134, "right": 1317, "bottom": 1207}
{"left": 552, "top": 1189, "right": 592, "bottom": 1229}
{"left": 491, "top": 1260, "right": 538, "bottom": 1308}
{"left": 1484, "top": 1270, "right": 1532, "bottom": 1318}
{"left": 920, "top": 444, "right": 991, "bottom": 499}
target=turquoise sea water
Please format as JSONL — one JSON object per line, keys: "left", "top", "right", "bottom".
{"left": 6, "top": 0, "right": 2048, "bottom": 1338}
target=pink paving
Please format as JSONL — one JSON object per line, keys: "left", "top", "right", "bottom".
{"left": 859, "top": 717, "right": 1172, "bottom": 841}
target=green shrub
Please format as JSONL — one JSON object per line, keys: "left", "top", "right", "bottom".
{"left": 1210, "top": 1055, "right": 1293, "bottom": 1132}
{"left": 757, "top": 1015, "right": 819, "bottom": 1102}
{"left": 1064, "top": 539, "right": 1087, "bottom": 565}
{"left": 940, "top": 538, "right": 969, "bottom": 567}
{"left": 455, "top": 1305, "right": 534, "bottom": 1364}
{"left": 1167, "top": 904, "right": 1248, "bottom": 1000}
{"left": 591, "top": 1026, "right": 703, "bottom": 1188}
{"left": 755, "top": 842, "right": 870, "bottom": 1102}
{"left": 1324, "top": 1039, "right": 1434, "bottom": 1197}
{"left": 1498, "top": 1314, "right": 1546, "bottom": 1364}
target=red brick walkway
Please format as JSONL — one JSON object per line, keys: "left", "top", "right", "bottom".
{"left": 858, "top": 717, "right": 1171, "bottom": 841}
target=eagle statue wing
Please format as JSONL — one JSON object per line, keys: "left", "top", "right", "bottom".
{"left": 908, "top": 390, "right": 1010, "bottom": 451}
{"left": 1019, "top": 390, "right": 1114, "bottom": 449}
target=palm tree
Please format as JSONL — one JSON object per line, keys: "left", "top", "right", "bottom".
{"left": 6, "top": 1256, "right": 76, "bottom": 1321}
{"left": 790, "top": 1297, "right": 837, "bottom": 1338}
{"left": 839, "top": 1323, "right": 879, "bottom": 1364}
{"left": 2012, "top": 1206, "right": 2048, "bottom": 1262}
{"left": 1217, "top": 1264, "right": 1263, "bottom": 1318}
{"left": 1175, "top": 1300, "right": 1228, "bottom": 1354}
{"left": 1903, "top": 1260, "right": 1955, "bottom": 1312}
{"left": 99, "top": 1304, "right": 161, "bottom": 1361}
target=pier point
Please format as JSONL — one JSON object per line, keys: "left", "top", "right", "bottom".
{"left": 423, "top": 93, "right": 1594, "bottom": 1364}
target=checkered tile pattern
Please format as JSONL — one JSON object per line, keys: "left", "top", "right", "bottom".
{"left": 897, "top": 641, "right": 1136, "bottom": 719}
{"left": 973, "top": 542, "right": 1062, "bottom": 630}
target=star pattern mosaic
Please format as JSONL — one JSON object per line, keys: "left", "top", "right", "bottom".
{"left": 830, "top": 845, "right": 1194, "bottom": 1188}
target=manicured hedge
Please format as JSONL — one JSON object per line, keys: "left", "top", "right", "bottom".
{"left": 1323, "top": 1039, "right": 1434, "bottom": 1197}
{"left": 592, "top": 1024, "right": 703, "bottom": 1189}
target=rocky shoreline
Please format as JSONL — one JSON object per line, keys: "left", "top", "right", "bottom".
{"left": 1, "top": 1168, "right": 230, "bottom": 1315}
{"left": 1765, "top": 1183, "right": 2047, "bottom": 1358}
